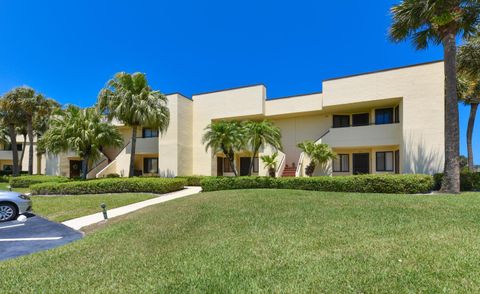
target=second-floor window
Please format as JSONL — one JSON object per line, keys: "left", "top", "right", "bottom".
{"left": 3, "top": 143, "right": 23, "bottom": 151}
{"left": 333, "top": 115, "right": 350, "bottom": 128}
{"left": 375, "top": 108, "right": 393, "bottom": 125}
{"left": 352, "top": 113, "right": 370, "bottom": 126}
{"left": 142, "top": 128, "right": 159, "bottom": 138}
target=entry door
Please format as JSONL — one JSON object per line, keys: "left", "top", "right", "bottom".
{"left": 69, "top": 160, "right": 82, "bottom": 178}
{"left": 352, "top": 153, "right": 370, "bottom": 175}
{"left": 240, "top": 157, "right": 251, "bottom": 176}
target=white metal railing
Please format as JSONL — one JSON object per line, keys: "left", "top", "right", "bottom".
{"left": 275, "top": 151, "right": 286, "bottom": 178}
{"left": 295, "top": 152, "right": 305, "bottom": 177}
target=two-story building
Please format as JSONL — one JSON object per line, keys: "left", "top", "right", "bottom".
{"left": 44, "top": 60, "right": 445, "bottom": 178}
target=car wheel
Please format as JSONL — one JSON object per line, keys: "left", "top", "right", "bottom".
{"left": 0, "top": 202, "right": 18, "bottom": 222}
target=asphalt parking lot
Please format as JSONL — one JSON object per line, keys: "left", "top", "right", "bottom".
{"left": 0, "top": 214, "right": 83, "bottom": 261}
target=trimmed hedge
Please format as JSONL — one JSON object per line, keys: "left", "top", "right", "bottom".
{"left": 175, "top": 176, "right": 216, "bottom": 186}
{"left": 201, "top": 175, "right": 434, "bottom": 194}
{"left": 10, "top": 175, "right": 70, "bottom": 188}
{"left": 433, "top": 172, "right": 480, "bottom": 191}
{"left": 30, "top": 177, "right": 187, "bottom": 195}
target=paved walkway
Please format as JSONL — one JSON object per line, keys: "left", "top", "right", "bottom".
{"left": 62, "top": 186, "right": 202, "bottom": 231}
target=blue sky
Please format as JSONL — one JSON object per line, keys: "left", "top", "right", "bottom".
{"left": 0, "top": 1, "right": 476, "bottom": 162}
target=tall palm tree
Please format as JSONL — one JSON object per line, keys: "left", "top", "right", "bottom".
{"left": 244, "top": 120, "right": 282, "bottom": 175}
{"left": 260, "top": 152, "right": 278, "bottom": 177}
{"left": 297, "top": 141, "right": 337, "bottom": 177}
{"left": 389, "top": 0, "right": 480, "bottom": 193}
{"left": 457, "top": 35, "right": 480, "bottom": 170}
{"left": 97, "top": 72, "right": 170, "bottom": 177}
{"left": 40, "top": 106, "right": 123, "bottom": 179}
{"left": 0, "top": 90, "right": 26, "bottom": 176}
{"left": 202, "top": 120, "right": 245, "bottom": 176}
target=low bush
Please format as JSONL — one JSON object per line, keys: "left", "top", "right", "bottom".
{"left": 433, "top": 172, "right": 480, "bottom": 191}
{"left": 30, "top": 177, "right": 187, "bottom": 195}
{"left": 201, "top": 174, "right": 434, "bottom": 194}
{"left": 175, "top": 175, "right": 216, "bottom": 186}
{"left": 106, "top": 173, "right": 121, "bottom": 178}
{"left": 10, "top": 175, "right": 70, "bottom": 188}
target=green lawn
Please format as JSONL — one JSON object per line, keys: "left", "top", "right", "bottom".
{"left": 2, "top": 189, "right": 480, "bottom": 292}
{"left": 31, "top": 193, "right": 157, "bottom": 222}
{"left": 0, "top": 181, "right": 30, "bottom": 194}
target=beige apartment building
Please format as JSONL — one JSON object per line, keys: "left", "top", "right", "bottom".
{"left": 42, "top": 60, "right": 445, "bottom": 178}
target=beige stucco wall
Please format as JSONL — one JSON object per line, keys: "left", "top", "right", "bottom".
{"left": 158, "top": 94, "right": 193, "bottom": 177}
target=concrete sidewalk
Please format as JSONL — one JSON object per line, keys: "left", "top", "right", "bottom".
{"left": 62, "top": 186, "right": 202, "bottom": 231}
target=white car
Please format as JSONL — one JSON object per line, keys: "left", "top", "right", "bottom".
{"left": 0, "top": 191, "right": 32, "bottom": 222}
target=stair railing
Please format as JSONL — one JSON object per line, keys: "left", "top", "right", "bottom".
{"left": 295, "top": 152, "right": 305, "bottom": 177}
{"left": 275, "top": 151, "right": 286, "bottom": 178}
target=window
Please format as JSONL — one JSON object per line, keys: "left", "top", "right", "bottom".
{"left": 3, "top": 165, "right": 12, "bottom": 172}
{"left": 253, "top": 157, "right": 259, "bottom": 173}
{"left": 394, "top": 105, "right": 400, "bottom": 123}
{"left": 352, "top": 113, "right": 370, "bottom": 126}
{"left": 143, "top": 157, "right": 158, "bottom": 173}
{"left": 375, "top": 108, "right": 393, "bottom": 125}
{"left": 4, "top": 144, "right": 22, "bottom": 151}
{"left": 142, "top": 128, "right": 159, "bottom": 138}
{"left": 223, "top": 157, "right": 233, "bottom": 173}
{"left": 333, "top": 115, "right": 350, "bottom": 128}
{"left": 333, "top": 154, "right": 349, "bottom": 172}
{"left": 376, "top": 151, "right": 393, "bottom": 172}
{"left": 395, "top": 150, "right": 400, "bottom": 174}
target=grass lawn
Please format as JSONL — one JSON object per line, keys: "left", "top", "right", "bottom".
{"left": 31, "top": 193, "right": 157, "bottom": 222}
{"left": 0, "top": 181, "right": 30, "bottom": 194}
{"left": 2, "top": 189, "right": 480, "bottom": 292}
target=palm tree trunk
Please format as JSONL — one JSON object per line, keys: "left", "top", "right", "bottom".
{"left": 441, "top": 31, "right": 460, "bottom": 193}
{"left": 18, "top": 134, "right": 26, "bottom": 171}
{"left": 467, "top": 103, "right": 478, "bottom": 171}
{"left": 8, "top": 124, "right": 19, "bottom": 177}
{"left": 249, "top": 145, "right": 260, "bottom": 176}
{"left": 129, "top": 126, "right": 138, "bottom": 177}
{"left": 81, "top": 154, "right": 89, "bottom": 180}
{"left": 27, "top": 119, "right": 34, "bottom": 175}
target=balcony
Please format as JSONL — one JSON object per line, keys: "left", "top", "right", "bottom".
{"left": 0, "top": 150, "right": 13, "bottom": 160}
{"left": 321, "top": 123, "right": 401, "bottom": 148}
{"left": 127, "top": 137, "right": 158, "bottom": 154}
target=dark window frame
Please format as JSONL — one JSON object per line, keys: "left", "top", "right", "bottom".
{"left": 142, "top": 128, "right": 159, "bottom": 138}
{"left": 395, "top": 150, "right": 400, "bottom": 174}
{"left": 333, "top": 115, "right": 350, "bottom": 128}
{"left": 375, "top": 108, "right": 394, "bottom": 125}
{"left": 143, "top": 157, "right": 159, "bottom": 174}
{"left": 376, "top": 151, "right": 394, "bottom": 172}
{"left": 352, "top": 113, "right": 370, "bottom": 127}
{"left": 333, "top": 154, "right": 349, "bottom": 172}
{"left": 394, "top": 105, "right": 400, "bottom": 123}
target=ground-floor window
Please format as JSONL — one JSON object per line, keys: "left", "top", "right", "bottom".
{"left": 143, "top": 157, "right": 158, "bottom": 174}
{"left": 395, "top": 150, "right": 400, "bottom": 174}
{"left": 333, "top": 154, "right": 349, "bottom": 172}
{"left": 223, "top": 158, "right": 233, "bottom": 173}
{"left": 3, "top": 165, "right": 12, "bottom": 172}
{"left": 376, "top": 151, "right": 393, "bottom": 172}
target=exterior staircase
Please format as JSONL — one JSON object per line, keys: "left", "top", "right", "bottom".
{"left": 281, "top": 165, "right": 297, "bottom": 177}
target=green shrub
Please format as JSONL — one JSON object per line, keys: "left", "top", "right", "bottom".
{"left": 175, "top": 176, "right": 216, "bottom": 186}
{"left": 30, "top": 177, "right": 187, "bottom": 195}
{"left": 201, "top": 174, "right": 434, "bottom": 194}
{"left": 10, "top": 175, "right": 70, "bottom": 188}
{"left": 433, "top": 172, "right": 480, "bottom": 191}
{"left": 106, "top": 173, "right": 120, "bottom": 178}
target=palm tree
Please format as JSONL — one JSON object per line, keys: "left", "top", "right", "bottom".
{"left": 0, "top": 90, "right": 26, "bottom": 176}
{"left": 389, "top": 0, "right": 480, "bottom": 193}
{"left": 98, "top": 72, "right": 170, "bottom": 177}
{"left": 244, "top": 120, "right": 282, "bottom": 175}
{"left": 40, "top": 106, "right": 123, "bottom": 179}
{"left": 261, "top": 152, "right": 278, "bottom": 177}
{"left": 457, "top": 36, "right": 480, "bottom": 171}
{"left": 297, "top": 141, "right": 336, "bottom": 177}
{"left": 202, "top": 120, "right": 245, "bottom": 176}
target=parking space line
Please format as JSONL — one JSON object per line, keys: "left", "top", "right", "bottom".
{"left": 0, "top": 224, "right": 25, "bottom": 230}
{"left": 0, "top": 237, "right": 63, "bottom": 242}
